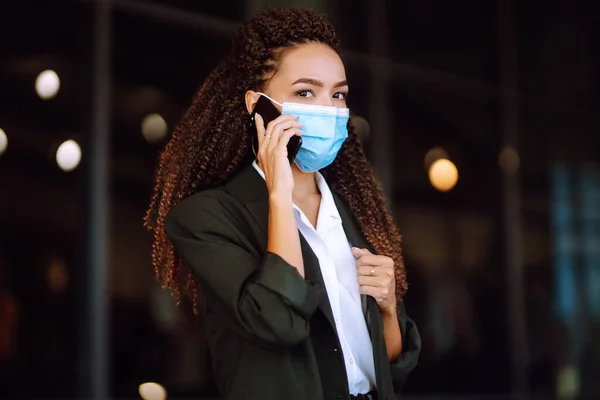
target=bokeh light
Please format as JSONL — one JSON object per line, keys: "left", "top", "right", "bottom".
{"left": 35, "top": 69, "right": 60, "bottom": 100}
{"left": 0, "top": 128, "right": 7, "bottom": 155}
{"left": 56, "top": 140, "right": 81, "bottom": 172}
{"left": 424, "top": 146, "right": 449, "bottom": 169}
{"left": 499, "top": 145, "right": 520, "bottom": 174}
{"left": 428, "top": 158, "right": 459, "bottom": 192}
{"left": 141, "top": 113, "right": 168, "bottom": 143}
{"left": 47, "top": 257, "right": 69, "bottom": 294}
{"left": 138, "top": 382, "right": 167, "bottom": 400}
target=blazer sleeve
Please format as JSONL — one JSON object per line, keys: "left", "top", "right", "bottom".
{"left": 391, "top": 301, "right": 422, "bottom": 392}
{"left": 164, "top": 191, "right": 322, "bottom": 349}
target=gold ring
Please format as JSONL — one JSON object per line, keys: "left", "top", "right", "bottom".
{"left": 265, "top": 134, "right": 271, "bottom": 138}
{"left": 370, "top": 267, "right": 376, "bottom": 277}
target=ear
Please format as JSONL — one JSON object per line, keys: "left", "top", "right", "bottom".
{"left": 245, "top": 90, "right": 261, "bottom": 115}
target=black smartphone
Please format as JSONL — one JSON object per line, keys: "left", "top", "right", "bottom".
{"left": 247, "top": 95, "right": 302, "bottom": 163}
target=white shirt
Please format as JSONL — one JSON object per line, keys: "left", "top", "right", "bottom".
{"left": 252, "top": 161, "right": 376, "bottom": 394}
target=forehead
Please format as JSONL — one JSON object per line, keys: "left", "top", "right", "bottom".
{"left": 275, "top": 42, "right": 346, "bottom": 82}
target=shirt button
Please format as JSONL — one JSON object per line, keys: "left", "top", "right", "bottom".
{"left": 349, "top": 358, "right": 354, "bottom": 365}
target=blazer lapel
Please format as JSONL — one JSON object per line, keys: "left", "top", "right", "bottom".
{"left": 366, "top": 296, "right": 395, "bottom": 399}
{"left": 225, "top": 164, "right": 337, "bottom": 332}
{"left": 332, "top": 190, "right": 395, "bottom": 398}
{"left": 298, "top": 235, "right": 337, "bottom": 332}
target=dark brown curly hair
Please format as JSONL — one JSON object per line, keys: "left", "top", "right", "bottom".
{"left": 144, "top": 7, "right": 407, "bottom": 313}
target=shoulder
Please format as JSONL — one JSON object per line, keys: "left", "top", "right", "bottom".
{"left": 164, "top": 187, "right": 245, "bottom": 236}
{"left": 164, "top": 164, "right": 266, "bottom": 242}
{"left": 167, "top": 187, "right": 230, "bottom": 217}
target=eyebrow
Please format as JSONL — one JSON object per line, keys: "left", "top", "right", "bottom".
{"left": 291, "top": 78, "right": 348, "bottom": 88}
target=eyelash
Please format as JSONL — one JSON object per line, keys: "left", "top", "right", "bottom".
{"left": 295, "top": 89, "right": 348, "bottom": 100}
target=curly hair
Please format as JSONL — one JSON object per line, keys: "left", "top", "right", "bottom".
{"left": 144, "top": 7, "right": 407, "bottom": 314}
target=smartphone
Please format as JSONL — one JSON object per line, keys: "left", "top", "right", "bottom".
{"left": 247, "top": 95, "right": 302, "bottom": 163}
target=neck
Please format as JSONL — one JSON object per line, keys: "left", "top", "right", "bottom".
{"left": 291, "top": 163, "right": 319, "bottom": 201}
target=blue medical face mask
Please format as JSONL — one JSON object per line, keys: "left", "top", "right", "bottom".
{"left": 257, "top": 93, "right": 349, "bottom": 172}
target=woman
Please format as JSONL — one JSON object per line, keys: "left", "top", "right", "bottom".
{"left": 145, "top": 7, "right": 421, "bottom": 400}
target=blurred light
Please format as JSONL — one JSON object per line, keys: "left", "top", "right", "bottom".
{"left": 556, "top": 364, "right": 580, "bottom": 398}
{"left": 47, "top": 257, "right": 69, "bottom": 294}
{"left": 141, "top": 113, "right": 168, "bottom": 142}
{"left": 56, "top": 140, "right": 81, "bottom": 172}
{"left": 424, "top": 146, "right": 449, "bottom": 169}
{"left": 429, "top": 158, "right": 458, "bottom": 192}
{"left": 499, "top": 145, "right": 520, "bottom": 174}
{"left": 35, "top": 69, "right": 60, "bottom": 100}
{"left": 139, "top": 382, "right": 167, "bottom": 400}
{"left": 0, "top": 128, "right": 7, "bottom": 155}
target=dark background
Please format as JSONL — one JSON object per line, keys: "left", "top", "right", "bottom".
{"left": 1, "top": 0, "right": 599, "bottom": 399}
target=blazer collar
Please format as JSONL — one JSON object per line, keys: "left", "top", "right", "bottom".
{"left": 224, "top": 163, "right": 269, "bottom": 206}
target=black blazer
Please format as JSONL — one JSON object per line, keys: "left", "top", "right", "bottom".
{"left": 164, "top": 164, "right": 421, "bottom": 400}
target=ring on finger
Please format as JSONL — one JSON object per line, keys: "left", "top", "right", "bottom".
{"left": 370, "top": 267, "right": 376, "bottom": 277}
{"left": 265, "top": 134, "right": 271, "bottom": 138}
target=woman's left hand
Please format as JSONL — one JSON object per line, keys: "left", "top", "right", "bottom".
{"left": 352, "top": 247, "right": 397, "bottom": 315}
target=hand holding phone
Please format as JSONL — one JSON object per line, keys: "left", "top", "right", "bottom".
{"left": 247, "top": 95, "right": 302, "bottom": 163}
{"left": 247, "top": 96, "right": 303, "bottom": 196}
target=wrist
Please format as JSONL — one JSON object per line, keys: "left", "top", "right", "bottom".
{"left": 381, "top": 303, "right": 398, "bottom": 318}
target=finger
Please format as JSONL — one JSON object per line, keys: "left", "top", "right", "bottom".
{"left": 357, "top": 255, "right": 394, "bottom": 271}
{"left": 358, "top": 266, "right": 381, "bottom": 277}
{"left": 256, "top": 114, "right": 270, "bottom": 144}
{"left": 267, "top": 119, "right": 302, "bottom": 154}
{"left": 358, "top": 267, "right": 395, "bottom": 288}
{"left": 358, "top": 285, "right": 383, "bottom": 302}
{"left": 256, "top": 116, "right": 269, "bottom": 164}
{"left": 264, "top": 114, "right": 297, "bottom": 140}
{"left": 255, "top": 114, "right": 270, "bottom": 161}
{"left": 269, "top": 114, "right": 298, "bottom": 125}
{"left": 274, "top": 128, "right": 303, "bottom": 156}
{"left": 255, "top": 113, "right": 266, "bottom": 137}
{"left": 351, "top": 247, "right": 372, "bottom": 258}
{"left": 355, "top": 254, "right": 386, "bottom": 267}
{"left": 258, "top": 114, "right": 296, "bottom": 152}
{"left": 357, "top": 275, "right": 386, "bottom": 287}
{"left": 360, "top": 283, "right": 394, "bottom": 302}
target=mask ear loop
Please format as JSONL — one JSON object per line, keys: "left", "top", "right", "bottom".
{"left": 255, "top": 92, "right": 284, "bottom": 107}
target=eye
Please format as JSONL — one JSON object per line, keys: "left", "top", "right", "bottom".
{"left": 333, "top": 91, "right": 348, "bottom": 100}
{"left": 295, "top": 89, "right": 314, "bottom": 98}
